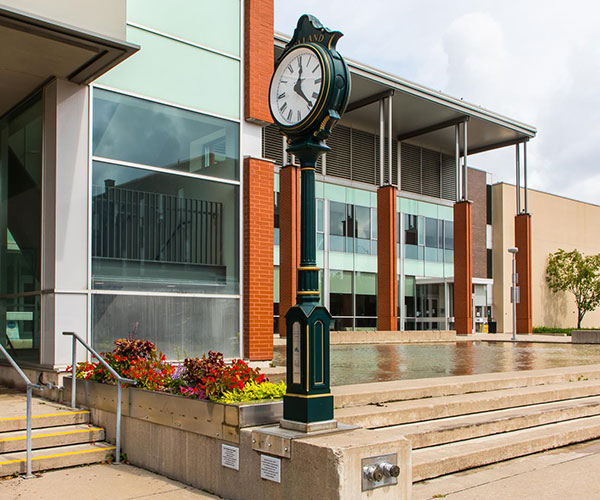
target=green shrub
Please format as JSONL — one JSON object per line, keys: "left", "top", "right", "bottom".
{"left": 533, "top": 326, "right": 572, "bottom": 334}
{"left": 215, "top": 380, "right": 287, "bottom": 404}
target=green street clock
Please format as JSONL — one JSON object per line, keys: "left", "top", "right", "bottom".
{"left": 269, "top": 15, "right": 351, "bottom": 429}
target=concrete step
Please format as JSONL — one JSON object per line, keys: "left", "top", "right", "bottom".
{"left": 332, "top": 364, "right": 600, "bottom": 408}
{"left": 412, "top": 414, "right": 600, "bottom": 482}
{"left": 0, "top": 408, "right": 91, "bottom": 433}
{"left": 0, "top": 441, "right": 116, "bottom": 476}
{"left": 0, "top": 424, "right": 105, "bottom": 453}
{"left": 388, "top": 395, "right": 600, "bottom": 449}
{"left": 335, "top": 379, "right": 600, "bottom": 428}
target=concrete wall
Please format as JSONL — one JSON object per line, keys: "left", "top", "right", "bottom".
{"left": 2, "top": 0, "right": 127, "bottom": 40}
{"left": 492, "top": 183, "right": 600, "bottom": 331}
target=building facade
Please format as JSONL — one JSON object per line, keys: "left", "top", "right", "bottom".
{"left": 1, "top": 0, "right": 537, "bottom": 372}
{"left": 492, "top": 183, "right": 600, "bottom": 332}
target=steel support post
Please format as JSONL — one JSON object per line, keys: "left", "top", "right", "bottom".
{"left": 387, "top": 95, "right": 393, "bottom": 185}
{"left": 455, "top": 125, "right": 461, "bottom": 200}
{"left": 25, "top": 385, "right": 33, "bottom": 478}
{"left": 524, "top": 142, "right": 528, "bottom": 213}
{"left": 516, "top": 144, "right": 521, "bottom": 214}
{"left": 379, "top": 99, "right": 385, "bottom": 186}
{"left": 463, "top": 121, "right": 468, "bottom": 199}
{"left": 71, "top": 335, "right": 77, "bottom": 409}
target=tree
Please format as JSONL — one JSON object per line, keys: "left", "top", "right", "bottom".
{"left": 546, "top": 249, "right": 600, "bottom": 329}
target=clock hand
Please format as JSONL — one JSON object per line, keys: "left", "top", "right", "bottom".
{"left": 296, "top": 85, "right": 313, "bottom": 107}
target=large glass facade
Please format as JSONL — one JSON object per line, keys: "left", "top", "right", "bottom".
{"left": 93, "top": 89, "right": 239, "bottom": 180}
{"left": 92, "top": 89, "right": 240, "bottom": 358}
{"left": 329, "top": 201, "right": 377, "bottom": 254}
{"left": 330, "top": 270, "right": 377, "bottom": 330}
{"left": 0, "top": 95, "right": 43, "bottom": 363}
{"left": 404, "top": 213, "right": 453, "bottom": 263}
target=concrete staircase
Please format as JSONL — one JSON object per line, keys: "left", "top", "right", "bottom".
{"left": 0, "top": 387, "right": 114, "bottom": 476}
{"left": 332, "top": 364, "right": 600, "bottom": 482}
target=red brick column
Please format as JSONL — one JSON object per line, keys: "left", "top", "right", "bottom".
{"left": 243, "top": 157, "right": 274, "bottom": 360}
{"left": 454, "top": 200, "right": 473, "bottom": 334}
{"left": 245, "top": 0, "right": 274, "bottom": 124}
{"left": 278, "top": 165, "right": 301, "bottom": 337}
{"left": 515, "top": 213, "right": 533, "bottom": 333}
{"left": 377, "top": 185, "right": 398, "bottom": 330}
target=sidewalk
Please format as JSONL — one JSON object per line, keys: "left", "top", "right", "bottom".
{"left": 413, "top": 438, "right": 600, "bottom": 500}
{"left": 0, "top": 462, "right": 222, "bottom": 499}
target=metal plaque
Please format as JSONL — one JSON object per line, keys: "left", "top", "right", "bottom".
{"left": 292, "top": 322, "right": 301, "bottom": 384}
{"left": 221, "top": 444, "right": 239, "bottom": 471}
{"left": 260, "top": 454, "right": 281, "bottom": 483}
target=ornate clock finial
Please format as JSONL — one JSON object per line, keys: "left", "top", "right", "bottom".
{"left": 283, "top": 14, "right": 344, "bottom": 56}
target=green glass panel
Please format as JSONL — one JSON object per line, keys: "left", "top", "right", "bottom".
{"left": 330, "top": 270, "right": 352, "bottom": 293}
{"left": 273, "top": 266, "right": 280, "bottom": 303}
{"left": 401, "top": 198, "right": 418, "bottom": 215}
{"left": 405, "top": 259, "right": 425, "bottom": 277}
{"left": 329, "top": 252, "right": 354, "bottom": 270}
{"left": 127, "top": 0, "right": 240, "bottom": 57}
{"left": 424, "top": 261, "right": 445, "bottom": 278}
{"left": 354, "top": 254, "right": 377, "bottom": 273}
{"left": 324, "top": 183, "right": 346, "bottom": 203}
{"left": 418, "top": 201, "right": 439, "bottom": 218}
{"left": 98, "top": 27, "right": 240, "bottom": 120}
{"left": 355, "top": 272, "right": 376, "bottom": 295}
{"left": 438, "top": 205, "right": 453, "bottom": 221}
{"left": 274, "top": 173, "right": 280, "bottom": 192}
{"left": 315, "top": 181, "right": 324, "bottom": 199}
{"left": 405, "top": 276, "right": 416, "bottom": 297}
{"left": 274, "top": 245, "right": 280, "bottom": 266}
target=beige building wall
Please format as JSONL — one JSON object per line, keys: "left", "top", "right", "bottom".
{"left": 492, "top": 183, "right": 600, "bottom": 332}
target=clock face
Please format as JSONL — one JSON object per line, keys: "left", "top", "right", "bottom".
{"left": 270, "top": 46, "right": 324, "bottom": 127}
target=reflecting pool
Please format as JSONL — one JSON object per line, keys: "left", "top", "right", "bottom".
{"left": 273, "top": 342, "right": 600, "bottom": 386}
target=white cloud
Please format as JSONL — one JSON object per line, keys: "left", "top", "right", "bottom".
{"left": 274, "top": 1, "right": 600, "bottom": 205}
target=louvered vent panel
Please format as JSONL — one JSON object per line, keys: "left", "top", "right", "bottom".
{"left": 392, "top": 138, "right": 399, "bottom": 186}
{"left": 441, "top": 154, "right": 457, "bottom": 201}
{"left": 326, "top": 125, "right": 351, "bottom": 180}
{"left": 285, "top": 152, "right": 299, "bottom": 166}
{"left": 400, "top": 143, "right": 421, "bottom": 194}
{"left": 263, "top": 125, "right": 283, "bottom": 165}
{"left": 316, "top": 155, "right": 323, "bottom": 174}
{"left": 351, "top": 129, "right": 376, "bottom": 185}
{"left": 421, "top": 149, "right": 441, "bottom": 198}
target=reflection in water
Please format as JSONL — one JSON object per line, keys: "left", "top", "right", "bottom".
{"left": 274, "top": 342, "right": 600, "bottom": 386}
{"left": 452, "top": 342, "right": 474, "bottom": 376}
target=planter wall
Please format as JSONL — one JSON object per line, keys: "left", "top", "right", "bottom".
{"left": 63, "top": 378, "right": 282, "bottom": 443}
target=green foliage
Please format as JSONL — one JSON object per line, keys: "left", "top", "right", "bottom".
{"left": 215, "top": 380, "right": 287, "bottom": 404}
{"left": 532, "top": 326, "right": 572, "bottom": 334}
{"left": 546, "top": 249, "right": 600, "bottom": 329}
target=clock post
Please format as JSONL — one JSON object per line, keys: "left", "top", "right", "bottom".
{"left": 268, "top": 15, "right": 351, "bottom": 431}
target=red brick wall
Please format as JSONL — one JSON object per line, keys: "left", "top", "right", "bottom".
{"left": 278, "top": 165, "right": 301, "bottom": 336}
{"left": 467, "top": 167, "right": 488, "bottom": 279}
{"left": 377, "top": 185, "right": 398, "bottom": 330}
{"left": 245, "top": 0, "right": 274, "bottom": 125}
{"left": 454, "top": 200, "right": 473, "bottom": 334}
{"left": 515, "top": 214, "right": 533, "bottom": 333}
{"left": 243, "top": 157, "right": 274, "bottom": 360}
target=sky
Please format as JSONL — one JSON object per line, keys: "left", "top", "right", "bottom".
{"left": 274, "top": 1, "right": 600, "bottom": 205}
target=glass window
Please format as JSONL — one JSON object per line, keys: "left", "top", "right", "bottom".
{"left": 405, "top": 214, "right": 418, "bottom": 245}
{"left": 438, "top": 220, "right": 444, "bottom": 249}
{"left": 425, "top": 217, "right": 438, "bottom": 247}
{"left": 91, "top": 161, "right": 239, "bottom": 293}
{"left": 346, "top": 205, "right": 355, "bottom": 238}
{"left": 355, "top": 205, "right": 370, "bottom": 239}
{"left": 355, "top": 272, "right": 377, "bottom": 317}
{"left": 330, "top": 201, "right": 346, "bottom": 236}
{"left": 371, "top": 208, "right": 377, "bottom": 240}
{"left": 405, "top": 276, "right": 416, "bottom": 318}
{"left": 92, "top": 294, "right": 239, "bottom": 359}
{"left": 0, "top": 94, "right": 43, "bottom": 363}
{"left": 93, "top": 89, "right": 239, "bottom": 180}
{"left": 405, "top": 244, "right": 419, "bottom": 260}
{"left": 274, "top": 192, "right": 280, "bottom": 246}
{"left": 316, "top": 199, "right": 324, "bottom": 233}
{"left": 330, "top": 270, "right": 353, "bottom": 317}
{"left": 444, "top": 220, "right": 454, "bottom": 250}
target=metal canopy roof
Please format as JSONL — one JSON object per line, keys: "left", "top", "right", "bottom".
{"left": 0, "top": 5, "right": 138, "bottom": 118}
{"left": 275, "top": 35, "right": 536, "bottom": 156}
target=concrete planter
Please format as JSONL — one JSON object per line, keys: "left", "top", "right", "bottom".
{"left": 63, "top": 377, "right": 282, "bottom": 443}
{"left": 572, "top": 330, "right": 600, "bottom": 344}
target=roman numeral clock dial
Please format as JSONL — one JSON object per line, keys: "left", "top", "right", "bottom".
{"left": 269, "top": 46, "right": 324, "bottom": 128}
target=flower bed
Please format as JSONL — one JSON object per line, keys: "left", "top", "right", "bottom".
{"left": 69, "top": 336, "right": 285, "bottom": 403}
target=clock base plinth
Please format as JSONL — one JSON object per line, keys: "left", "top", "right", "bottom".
{"left": 283, "top": 393, "right": 334, "bottom": 424}
{"left": 280, "top": 418, "right": 337, "bottom": 433}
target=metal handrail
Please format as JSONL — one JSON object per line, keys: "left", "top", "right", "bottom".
{"left": 62, "top": 332, "right": 136, "bottom": 465}
{"left": 0, "top": 343, "right": 44, "bottom": 478}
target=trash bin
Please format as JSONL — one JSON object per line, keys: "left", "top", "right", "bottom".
{"left": 488, "top": 321, "right": 497, "bottom": 334}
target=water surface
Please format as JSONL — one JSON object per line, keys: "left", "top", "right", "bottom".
{"left": 274, "top": 342, "right": 600, "bottom": 386}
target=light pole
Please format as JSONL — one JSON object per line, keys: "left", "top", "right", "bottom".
{"left": 508, "top": 247, "right": 519, "bottom": 341}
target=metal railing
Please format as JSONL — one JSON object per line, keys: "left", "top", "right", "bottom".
{"left": 63, "top": 332, "right": 136, "bottom": 465}
{"left": 0, "top": 343, "right": 44, "bottom": 478}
